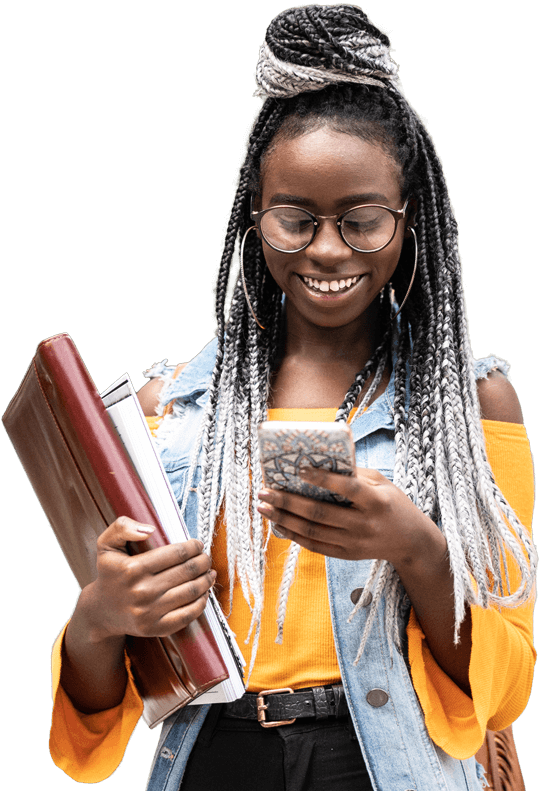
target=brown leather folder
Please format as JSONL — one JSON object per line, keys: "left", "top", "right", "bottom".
{"left": 475, "top": 726, "right": 525, "bottom": 791}
{"left": 2, "top": 333, "right": 228, "bottom": 728}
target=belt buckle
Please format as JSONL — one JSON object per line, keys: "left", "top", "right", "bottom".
{"left": 256, "top": 687, "right": 296, "bottom": 728}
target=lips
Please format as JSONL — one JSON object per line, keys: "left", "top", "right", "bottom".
{"left": 298, "top": 274, "right": 362, "bottom": 294}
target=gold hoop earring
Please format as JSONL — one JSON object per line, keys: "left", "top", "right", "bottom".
{"left": 240, "top": 225, "right": 265, "bottom": 330}
{"left": 392, "top": 226, "right": 417, "bottom": 321}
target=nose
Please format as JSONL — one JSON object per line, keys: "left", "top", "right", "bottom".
{"left": 306, "top": 217, "right": 353, "bottom": 268}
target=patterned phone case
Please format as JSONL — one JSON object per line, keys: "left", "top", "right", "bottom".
{"left": 257, "top": 421, "right": 356, "bottom": 506}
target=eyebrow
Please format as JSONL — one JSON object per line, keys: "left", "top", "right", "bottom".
{"left": 267, "top": 192, "right": 392, "bottom": 208}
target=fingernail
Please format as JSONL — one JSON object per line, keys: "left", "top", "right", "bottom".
{"left": 209, "top": 570, "right": 217, "bottom": 581}
{"left": 258, "top": 502, "right": 272, "bottom": 515}
{"left": 258, "top": 489, "right": 272, "bottom": 501}
{"left": 137, "top": 524, "right": 155, "bottom": 534}
{"left": 271, "top": 525, "right": 286, "bottom": 539}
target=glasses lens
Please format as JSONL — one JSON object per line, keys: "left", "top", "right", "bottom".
{"left": 341, "top": 206, "right": 396, "bottom": 251}
{"left": 259, "top": 207, "right": 314, "bottom": 252}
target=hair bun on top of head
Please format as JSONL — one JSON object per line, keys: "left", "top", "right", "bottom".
{"left": 255, "top": 4, "right": 399, "bottom": 99}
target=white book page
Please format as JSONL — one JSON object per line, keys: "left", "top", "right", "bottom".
{"left": 102, "top": 376, "right": 245, "bottom": 699}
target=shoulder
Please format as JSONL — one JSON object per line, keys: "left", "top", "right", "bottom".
{"left": 137, "top": 362, "right": 188, "bottom": 417}
{"left": 476, "top": 369, "right": 523, "bottom": 424}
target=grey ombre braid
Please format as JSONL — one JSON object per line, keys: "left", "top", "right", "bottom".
{"left": 181, "top": 5, "right": 536, "bottom": 672}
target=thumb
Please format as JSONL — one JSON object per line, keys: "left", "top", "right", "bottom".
{"left": 98, "top": 515, "right": 156, "bottom": 554}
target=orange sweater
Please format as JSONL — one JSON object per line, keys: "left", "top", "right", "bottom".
{"left": 49, "top": 417, "right": 535, "bottom": 781}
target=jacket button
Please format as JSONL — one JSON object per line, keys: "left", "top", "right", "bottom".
{"left": 350, "top": 588, "right": 373, "bottom": 606}
{"left": 366, "top": 689, "right": 389, "bottom": 707}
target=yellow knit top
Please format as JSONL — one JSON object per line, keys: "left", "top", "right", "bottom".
{"left": 49, "top": 415, "right": 535, "bottom": 782}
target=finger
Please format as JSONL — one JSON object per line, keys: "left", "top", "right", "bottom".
{"left": 98, "top": 515, "right": 157, "bottom": 555}
{"left": 300, "top": 465, "right": 387, "bottom": 493}
{"left": 264, "top": 511, "right": 348, "bottom": 559}
{"left": 152, "top": 552, "right": 213, "bottom": 594}
{"left": 135, "top": 539, "right": 209, "bottom": 576}
{"left": 99, "top": 518, "right": 206, "bottom": 574}
{"left": 298, "top": 466, "right": 362, "bottom": 499}
{"left": 150, "top": 591, "right": 212, "bottom": 636}
{"left": 154, "top": 569, "right": 217, "bottom": 616}
{"left": 258, "top": 500, "right": 345, "bottom": 547}
{"left": 258, "top": 488, "right": 357, "bottom": 530}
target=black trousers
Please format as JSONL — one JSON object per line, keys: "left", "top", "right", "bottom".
{"left": 181, "top": 704, "right": 374, "bottom": 790}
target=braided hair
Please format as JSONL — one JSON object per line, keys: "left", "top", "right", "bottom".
{"left": 180, "top": 5, "right": 536, "bottom": 673}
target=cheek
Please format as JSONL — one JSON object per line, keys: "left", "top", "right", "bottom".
{"left": 374, "top": 238, "right": 405, "bottom": 285}
{"left": 261, "top": 246, "right": 291, "bottom": 286}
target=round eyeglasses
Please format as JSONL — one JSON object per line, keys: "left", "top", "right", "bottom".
{"left": 251, "top": 198, "right": 410, "bottom": 254}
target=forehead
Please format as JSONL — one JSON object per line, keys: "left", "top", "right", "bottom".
{"left": 260, "top": 127, "right": 403, "bottom": 207}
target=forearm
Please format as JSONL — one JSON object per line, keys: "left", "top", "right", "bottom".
{"left": 61, "top": 583, "right": 128, "bottom": 714}
{"left": 395, "top": 514, "right": 472, "bottom": 696}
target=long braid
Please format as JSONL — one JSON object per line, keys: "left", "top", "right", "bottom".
{"left": 183, "top": 5, "right": 535, "bottom": 674}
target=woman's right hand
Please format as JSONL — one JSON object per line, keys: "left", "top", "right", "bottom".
{"left": 78, "top": 515, "right": 216, "bottom": 643}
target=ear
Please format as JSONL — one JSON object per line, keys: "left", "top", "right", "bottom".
{"left": 249, "top": 193, "right": 264, "bottom": 242}
{"left": 250, "top": 192, "right": 261, "bottom": 213}
{"left": 405, "top": 197, "right": 418, "bottom": 236}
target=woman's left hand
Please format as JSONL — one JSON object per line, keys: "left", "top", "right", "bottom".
{"left": 257, "top": 465, "right": 441, "bottom": 571}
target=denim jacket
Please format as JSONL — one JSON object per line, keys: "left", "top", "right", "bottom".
{"left": 144, "top": 338, "right": 506, "bottom": 791}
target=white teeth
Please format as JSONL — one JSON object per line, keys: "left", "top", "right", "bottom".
{"left": 301, "top": 275, "right": 360, "bottom": 293}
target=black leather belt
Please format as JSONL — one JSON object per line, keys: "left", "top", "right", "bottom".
{"left": 223, "top": 684, "right": 348, "bottom": 728}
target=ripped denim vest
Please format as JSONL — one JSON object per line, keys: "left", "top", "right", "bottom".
{"left": 143, "top": 338, "right": 507, "bottom": 791}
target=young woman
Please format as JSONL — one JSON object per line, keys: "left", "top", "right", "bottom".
{"left": 50, "top": 6, "right": 535, "bottom": 790}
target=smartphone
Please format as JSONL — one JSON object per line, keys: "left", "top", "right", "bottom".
{"left": 257, "top": 421, "right": 356, "bottom": 510}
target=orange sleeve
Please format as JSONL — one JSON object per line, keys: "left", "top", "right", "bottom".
{"left": 48, "top": 415, "right": 163, "bottom": 779}
{"left": 146, "top": 415, "right": 162, "bottom": 435}
{"left": 407, "top": 420, "right": 536, "bottom": 759}
{"left": 49, "top": 623, "right": 144, "bottom": 782}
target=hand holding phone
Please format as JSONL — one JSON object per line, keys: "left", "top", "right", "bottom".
{"left": 257, "top": 421, "right": 356, "bottom": 513}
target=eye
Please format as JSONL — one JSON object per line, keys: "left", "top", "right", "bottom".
{"left": 260, "top": 207, "right": 314, "bottom": 251}
{"left": 275, "top": 208, "right": 312, "bottom": 233}
{"left": 342, "top": 207, "right": 385, "bottom": 233}
{"left": 341, "top": 206, "right": 395, "bottom": 251}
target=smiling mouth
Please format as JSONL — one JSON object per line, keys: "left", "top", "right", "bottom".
{"left": 299, "top": 274, "right": 361, "bottom": 294}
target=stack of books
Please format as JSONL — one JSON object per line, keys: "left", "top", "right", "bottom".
{"left": 3, "top": 334, "right": 244, "bottom": 728}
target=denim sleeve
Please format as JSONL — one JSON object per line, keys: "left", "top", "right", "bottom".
{"left": 143, "top": 359, "right": 177, "bottom": 380}
{"left": 473, "top": 355, "right": 510, "bottom": 380}
{"left": 143, "top": 361, "right": 182, "bottom": 417}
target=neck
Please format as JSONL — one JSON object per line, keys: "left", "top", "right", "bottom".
{"left": 279, "top": 297, "right": 385, "bottom": 369}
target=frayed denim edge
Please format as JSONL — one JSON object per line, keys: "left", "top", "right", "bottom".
{"left": 474, "top": 355, "right": 510, "bottom": 380}
{"left": 475, "top": 758, "right": 489, "bottom": 788}
{"left": 143, "top": 358, "right": 185, "bottom": 448}
{"left": 143, "top": 360, "right": 179, "bottom": 418}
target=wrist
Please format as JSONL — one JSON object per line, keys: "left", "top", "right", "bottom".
{"left": 391, "top": 506, "right": 447, "bottom": 578}
{"left": 73, "top": 582, "right": 126, "bottom": 647}
{"left": 62, "top": 584, "right": 129, "bottom": 714}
